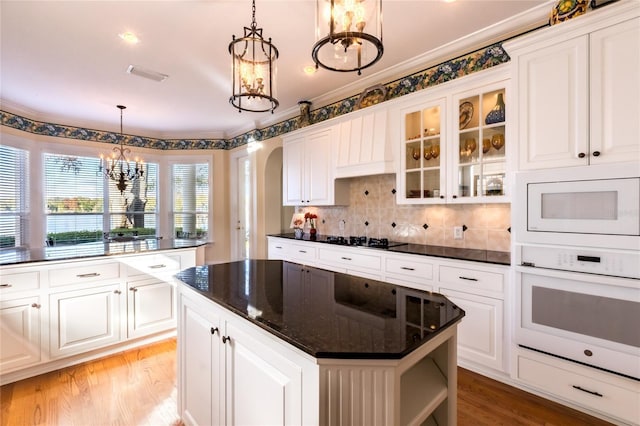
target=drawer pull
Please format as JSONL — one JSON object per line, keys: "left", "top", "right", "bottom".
{"left": 31, "top": 303, "right": 41, "bottom": 309}
{"left": 341, "top": 257, "right": 352, "bottom": 261}
{"left": 148, "top": 264, "right": 166, "bottom": 269}
{"left": 275, "top": 246, "right": 283, "bottom": 249}
{"left": 459, "top": 276, "right": 478, "bottom": 281}
{"left": 572, "top": 385, "right": 603, "bottom": 398}
{"left": 76, "top": 272, "right": 100, "bottom": 278}
{"left": 299, "top": 250, "right": 307, "bottom": 253}
{"left": 0, "top": 284, "right": 12, "bottom": 288}
{"left": 400, "top": 266, "right": 415, "bottom": 271}
{"left": 114, "top": 290, "right": 122, "bottom": 294}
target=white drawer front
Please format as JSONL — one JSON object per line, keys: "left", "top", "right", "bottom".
{"left": 289, "top": 243, "right": 317, "bottom": 263}
{"left": 318, "top": 248, "right": 381, "bottom": 271}
{"left": 0, "top": 270, "right": 39, "bottom": 294}
{"left": 516, "top": 351, "right": 640, "bottom": 425}
{"left": 268, "top": 240, "right": 289, "bottom": 260}
{"left": 439, "top": 265, "right": 503, "bottom": 294}
{"left": 49, "top": 262, "right": 120, "bottom": 287}
{"left": 125, "top": 253, "right": 182, "bottom": 278}
{"left": 385, "top": 257, "right": 434, "bottom": 282}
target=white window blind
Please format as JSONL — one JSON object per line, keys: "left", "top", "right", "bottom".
{"left": 172, "top": 163, "right": 209, "bottom": 239}
{"left": 107, "top": 162, "right": 158, "bottom": 237}
{"left": 44, "top": 154, "right": 104, "bottom": 245}
{"left": 44, "top": 154, "right": 159, "bottom": 245}
{"left": 0, "top": 146, "right": 29, "bottom": 248}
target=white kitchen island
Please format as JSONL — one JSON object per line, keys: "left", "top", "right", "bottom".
{"left": 176, "top": 259, "right": 464, "bottom": 426}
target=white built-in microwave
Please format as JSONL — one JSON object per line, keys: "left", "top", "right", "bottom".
{"left": 514, "top": 163, "right": 640, "bottom": 250}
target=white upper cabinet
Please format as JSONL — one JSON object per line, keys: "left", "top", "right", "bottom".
{"left": 395, "top": 68, "right": 510, "bottom": 204}
{"left": 282, "top": 124, "right": 349, "bottom": 206}
{"left": 335, "top": 107, "right": 394, "bottom": 178}
{"left": 505, "top": 3, "right": 640, "bottom": 170}
{"left": 590, "top": 17, "right": 640, "bottom": 164}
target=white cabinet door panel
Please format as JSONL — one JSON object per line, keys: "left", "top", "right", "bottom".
{"left": 127, "top": 278, "right": 176, "bottom": 339}
{"left": 49, "top": 284, "right": 121, "bottom": 358}
{"left": 517, "top": 36, "right": 589, "bottom": 169}
{"left": 225, "top": 321, "right": 303, "bottom": 426}
{"left": 590, "top": 17, "right": 640, "bottom": 164}
{"left": 0, "top": 296, "right": 41, "bottom": 373}
{"left": 439, "top": 288, "right": 504, "bottom": 372}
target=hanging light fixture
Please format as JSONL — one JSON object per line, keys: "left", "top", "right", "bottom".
{"left": 229, "top": 0, "right": 279, "bottom": 113}
{"left": 312, "top": 0, "right": 383, "bottom": 75}
{"left": 100, "top": 105, "right": 143, "bottom": 195}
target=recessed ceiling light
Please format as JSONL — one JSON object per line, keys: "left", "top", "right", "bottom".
{"left": 303, "top": 65, "right": 317, "bottom": 75}
{"left": 119, "top": 31, "right": 140, "bottom": 44}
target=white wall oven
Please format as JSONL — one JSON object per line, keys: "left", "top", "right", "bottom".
{"left": 515, "top": 245, "right": 640, "bottom": 380}
{"left": 514, "top": 163, "right": 639, "bottom": 250}
{"left": 514, "top": 163, "right": 640, "bottom": 381}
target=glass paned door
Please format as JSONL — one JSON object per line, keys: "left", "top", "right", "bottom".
{"left": 455, "top": 87, "right": 507, "bottom": 200}
{"left": 403, "top": 99, "right": 444, "bottom": 202}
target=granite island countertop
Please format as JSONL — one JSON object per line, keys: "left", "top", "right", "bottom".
{"left": 0, "top": 238, "right": 207, "bottom": 266}
{"left": 175, "top": 259, "right": 465, "bottom": 359}
{"left": 269, "top": 233, "right": 510, "bottom": 265}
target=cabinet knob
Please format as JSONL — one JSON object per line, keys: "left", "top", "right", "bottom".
{"left": 114, "top": 290, "right": 122, "bottom": 294}
{"left": 452, "top": 195, "right": 457, "bottom": 199}
{"left": 592, "top": 151, "right": 601, "bottom": 157}
{"left": 578, "top": 152, "right": 586, "bottom": 158}
{"left": 222, "top": 336, "right": 231, "bottom": 344}
{"left": 210, "top": 327, "right": 219, "bottom": 335}
{"left": 129, "top": 287, "right": 138, "bottom": 292}
{"left": 439, "top": 195, "right": 444, "bottom": 199}
{"left": 31, "top": 303, "right": 41, "bottom": 309}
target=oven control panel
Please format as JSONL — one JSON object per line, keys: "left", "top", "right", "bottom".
{"left": 519, "top": 245, "right": 640, "bottom": 279}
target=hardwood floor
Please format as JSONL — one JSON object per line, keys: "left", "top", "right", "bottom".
{"left": 1, "top": 339, "right": 613, "bottom": 426}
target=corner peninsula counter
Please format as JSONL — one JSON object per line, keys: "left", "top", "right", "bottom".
{"left": 176, "top": 259, "right": 464, "bottom": 426}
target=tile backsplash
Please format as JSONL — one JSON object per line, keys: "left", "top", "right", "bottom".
{"left": 305, "top": 174, "right": 511, "bottom": 252}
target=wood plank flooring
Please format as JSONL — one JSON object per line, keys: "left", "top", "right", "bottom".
{"left": 1, "top": 339, "right": 613, "bottom": 426}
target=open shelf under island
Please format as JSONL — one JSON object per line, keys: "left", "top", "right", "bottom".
{"left": 175, "top": 259, "right": 465, "bottom": 426}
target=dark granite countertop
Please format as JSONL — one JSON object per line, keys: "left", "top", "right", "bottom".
{"left": 0, "top": 239, "right": 207, "bottom": 266}
{"left": 269, "top": 233, "right": 510, "bottom": 266}
{"left": 176, "top": 259, "right": 465, "bottom": 359}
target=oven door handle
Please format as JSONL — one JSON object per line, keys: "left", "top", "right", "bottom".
{"left": 572, "top": 385, "right": 603, "bottom": 398}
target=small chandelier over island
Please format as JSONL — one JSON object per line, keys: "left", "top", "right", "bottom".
{"left": 229, "top": 0, "right": 279, "bottom": 113}
{"left": 100, "top": 105, "right": 144, "bottom": 195}
{"left": 312, "top": 0, "right": 383, "bottom": 75}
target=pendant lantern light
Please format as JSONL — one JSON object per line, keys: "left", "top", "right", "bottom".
{"left": 312, "top": 0, "right": 383, "bottom": 75}
{"left": 229, "top": 0, "right": 279, "bottom": 113}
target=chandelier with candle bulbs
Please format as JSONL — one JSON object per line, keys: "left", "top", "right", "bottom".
{"left": 229, "top": 0, "right": 279, "bottom": 113}
{"left": 100, "top": 105, "right": 143, "bottom": 195}
{"left": 312, "top": 0, "right": 383, "bottom": 75}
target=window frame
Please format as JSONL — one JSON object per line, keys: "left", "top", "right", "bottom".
{"left": 169, "top": 157, "right": 213, "bottom": 242}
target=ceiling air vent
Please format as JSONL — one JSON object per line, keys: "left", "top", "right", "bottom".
{"left": 126, "top": 65, "right": 169, "bottom": 82}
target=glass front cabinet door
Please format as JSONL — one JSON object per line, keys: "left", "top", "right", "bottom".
{"left": 452, "top": 83, "right": 508, "bottom": 202}
{"left": 400, "top": 97, "right": 446, "bottom": 203}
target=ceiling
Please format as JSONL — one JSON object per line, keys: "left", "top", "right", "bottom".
{"left": 1, "top": 0, "right": 550, "bottom": 140}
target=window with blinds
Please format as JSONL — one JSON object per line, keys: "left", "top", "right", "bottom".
{"left": 107, "top": 162, "right": 158, "bottom": 238}
{"left": 0, "top": 146, "right": 29, "bottom": 248}
{"left": 44, "top": 153, "right": 158, "bottom": 245}
{"left": 172, "top": 163, "right": 209, "bottom": 239}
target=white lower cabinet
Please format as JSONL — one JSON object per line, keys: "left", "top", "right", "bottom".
{"left": 179, "top": 288, "right": 316, "bottom": 426}
{"left": 514, "top": 347, "right": 640, "bottom": 425}
{"left": 0, "top": 247, "right": 198, "bottom": 385}
{"left": 438, "top": 288, "right": 503, "bottom": 372}
{"left": 0, "top": 296, "right": 41, "bottom": 372}
{"left": 127, "top": 277, "right": 176, "bottom": 339}
{"left": 49, "top": 283, "right": 122, "bottom": 359}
